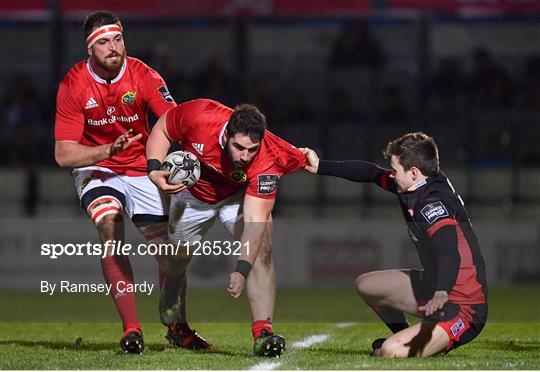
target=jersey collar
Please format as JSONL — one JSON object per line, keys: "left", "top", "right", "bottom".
{"left": 406, "top": 178, "right": 428, "bottom": 192}
{"left": 219, "top": 121, "right": 228, "bottom": 149}
{"left": 86, "top": 57, "right": 127, "bottom": 84}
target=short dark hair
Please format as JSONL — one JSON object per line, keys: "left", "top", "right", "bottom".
{"left": 83, "top": 11, "right": 121, "bottom": 39}
{"left": 227, "top": 104, "right": 267, "bottom": 142}
{"left": 384, "top": 132, "right": 440, "bottom": 176}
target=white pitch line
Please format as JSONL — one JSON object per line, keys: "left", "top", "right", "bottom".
{"left": 248, "top": 361, "right": 282, "bottom": 370}
{"left": 291, "top": 334, "right": 329, "bottom": 349}
{"left": 335, "top": 322, "right": 356, "bottom": 328}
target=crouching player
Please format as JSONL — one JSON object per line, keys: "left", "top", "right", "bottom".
{"left": 146, "top": 99, "right": 307, "bottom": 356}
{"left": 302, "top": 132, "right": 487, "bottom": 357}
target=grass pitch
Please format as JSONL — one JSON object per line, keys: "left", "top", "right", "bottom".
{"left": 1, "top": 287, "right": 539, "bottom": 369}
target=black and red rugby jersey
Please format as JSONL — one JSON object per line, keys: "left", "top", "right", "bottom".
{"left": 318, "top": 160, "right": 487, "bottom": 305}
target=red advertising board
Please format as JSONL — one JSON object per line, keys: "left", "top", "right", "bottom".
{"left": 2, "top": 0, "right": 539, "bottom": 17}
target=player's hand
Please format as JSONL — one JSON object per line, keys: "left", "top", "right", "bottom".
{"left": 418, "top": 290, "right": 448, "bottom": 316}
{"left": 227, "top": 271, "right": 246, "bottom": 299}
{"left": 148, "top": 170, "right": 186, "bottom": 194}
{"left": 299, "top": 147, "right": 320, "bottom": 173}
{"left": 109, "top": 129, "right": 142, "bottom": 157}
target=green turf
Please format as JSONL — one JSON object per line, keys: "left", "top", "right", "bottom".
{"left": 1, "top": 287, "right": 539, "bottom": 369}
{"left": 0, "top": 322, "right": 538, "bottom": 369}
{"left": 1, "top": 286, "right": 539, "bottom": 323}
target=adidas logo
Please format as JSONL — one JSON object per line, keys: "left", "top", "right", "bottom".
{"left": 85, "top": 97, "right": 98, "bottom": 110}
{"left": 191, "top": 143, "right": 204, "bottom": 155}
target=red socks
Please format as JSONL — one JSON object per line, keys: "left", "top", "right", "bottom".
{"left": 159, "top": 266, "right": 188, "bottom": 325}
{"left": 169, "top": 322, "right": 191, "bottom": 335}
{"left": 101, "top": 255, "right": 140, "bottom": 335}
{"left": 252, "top": 320, "right": 272, "bottom": 340}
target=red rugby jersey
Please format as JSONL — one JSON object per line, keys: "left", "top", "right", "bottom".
{"left": 166, "top": 99, "right": 307, "bottom": 203}
{"left": 55, "top": 56, "right": 176, "bottom": 176}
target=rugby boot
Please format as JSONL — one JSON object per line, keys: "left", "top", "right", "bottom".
{"left": 253, "top": 329, "right": 286, "bottom": 357}
{"left": 120, "top": 330, "right": 144, "bottom": 354}
{"left": 166, "top": 323, "right": 212, "bottom": 350}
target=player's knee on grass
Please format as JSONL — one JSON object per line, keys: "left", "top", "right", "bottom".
{"left": 380, "top": 335, "right": 422, "bottom": 358}
{"left": 380, "top": 322, "right": 446, "bottom": 358}
{"left": 379, "top": 338, "right": 402, "bottom": 358}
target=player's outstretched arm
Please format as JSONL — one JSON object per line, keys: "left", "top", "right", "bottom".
{"left": 146, "top": 111, "right": 185, "bottom": 194}
{"left": 227, "top": 195, "right": 275, "bottom": 299}
{"left": 299, "top": 147, "right": 398, "bottom": 192}
{"left": 55, "top": 129, "right": 142, "bottom": 168}
{"left": 299, "top": 147, "right": 387, "bottom": 183}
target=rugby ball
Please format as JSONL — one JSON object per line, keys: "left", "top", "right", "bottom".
{"left": 161, "top": 151, "right": 201, "bottom": 187}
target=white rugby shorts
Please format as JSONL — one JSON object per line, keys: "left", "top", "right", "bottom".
{"left": 168, "top": 189, "right": 243, "bottom": 244}
{"left": 72, "top": 166, "right": 168, "bottom": 219}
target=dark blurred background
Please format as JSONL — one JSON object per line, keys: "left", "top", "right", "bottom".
{"left": 0, "top": 1, "right": 539, "bottom": 290}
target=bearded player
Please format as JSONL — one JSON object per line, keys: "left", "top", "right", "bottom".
{"left": 54, "top": 11, "right": 209, "bottom": 353}
{"left": 146, "top": 99, "right": 307, "bottom": 357}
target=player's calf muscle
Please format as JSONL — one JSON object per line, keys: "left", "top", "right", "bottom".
{"left": 159, "top": 243, "right": 193, "bottom": 275}
{"left": 160, "top": 257, "right": 188, "bottom": 277}
{"left": 253, "top": 221, "right": 273, "bottom": 266}
{"left": 96, "top": 214, "right": 124, "bottom": 252}
{"left": 256, "top": 241, "right": 273, "bottom": 266}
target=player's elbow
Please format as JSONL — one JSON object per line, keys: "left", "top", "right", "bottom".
{"left": 55, "top": 152, "right": 68, "bottom": 167}
{"left": 55, "top": 151, "right": 72, "bottom": 168}
{"left": 54, "top": 146, "right": 73, "bottom": 168}
{"left": 55, "top": 142, "right": 75, "bottom": 168}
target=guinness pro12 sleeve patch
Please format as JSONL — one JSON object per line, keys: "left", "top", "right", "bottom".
{"left": 158, "top": 86, "right": 174, "bottom": 103}
{"left": 421, "top": 201, "right": 450, "bottom": 224}
{"left": 257, "top": 174, "right": 279, "bottom": 194}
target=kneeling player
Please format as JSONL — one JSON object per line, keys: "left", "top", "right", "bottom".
{"left": 302, "top": 132, "right": 487, "bottom": 357}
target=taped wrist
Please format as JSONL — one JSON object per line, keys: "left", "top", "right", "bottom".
{"left": 147, "top": 159, "right": 162, "bottom": 174}
{"left": 235, "top": 260, "right": 252, "bottom": 279}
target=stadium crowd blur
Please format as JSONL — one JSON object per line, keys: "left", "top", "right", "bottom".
{"left": 0, "top": 16, "right": 539, "bottom": 216}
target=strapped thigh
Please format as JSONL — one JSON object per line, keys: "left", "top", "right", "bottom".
{"left": 81, "top": 186, "right": 125, "bottom": 224}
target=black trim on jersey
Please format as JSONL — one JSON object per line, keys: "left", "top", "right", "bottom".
{"left": 81, "top": 186, "right": 126, "bottom": 211}
{"left": 316, "top": 160, "right": 487, "bottom": 304}
{"left": 132, "top": 214, "right": 169, "bottom": 227}
{"left": 430, "top": 224, "right": 461, "bottom": 293}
